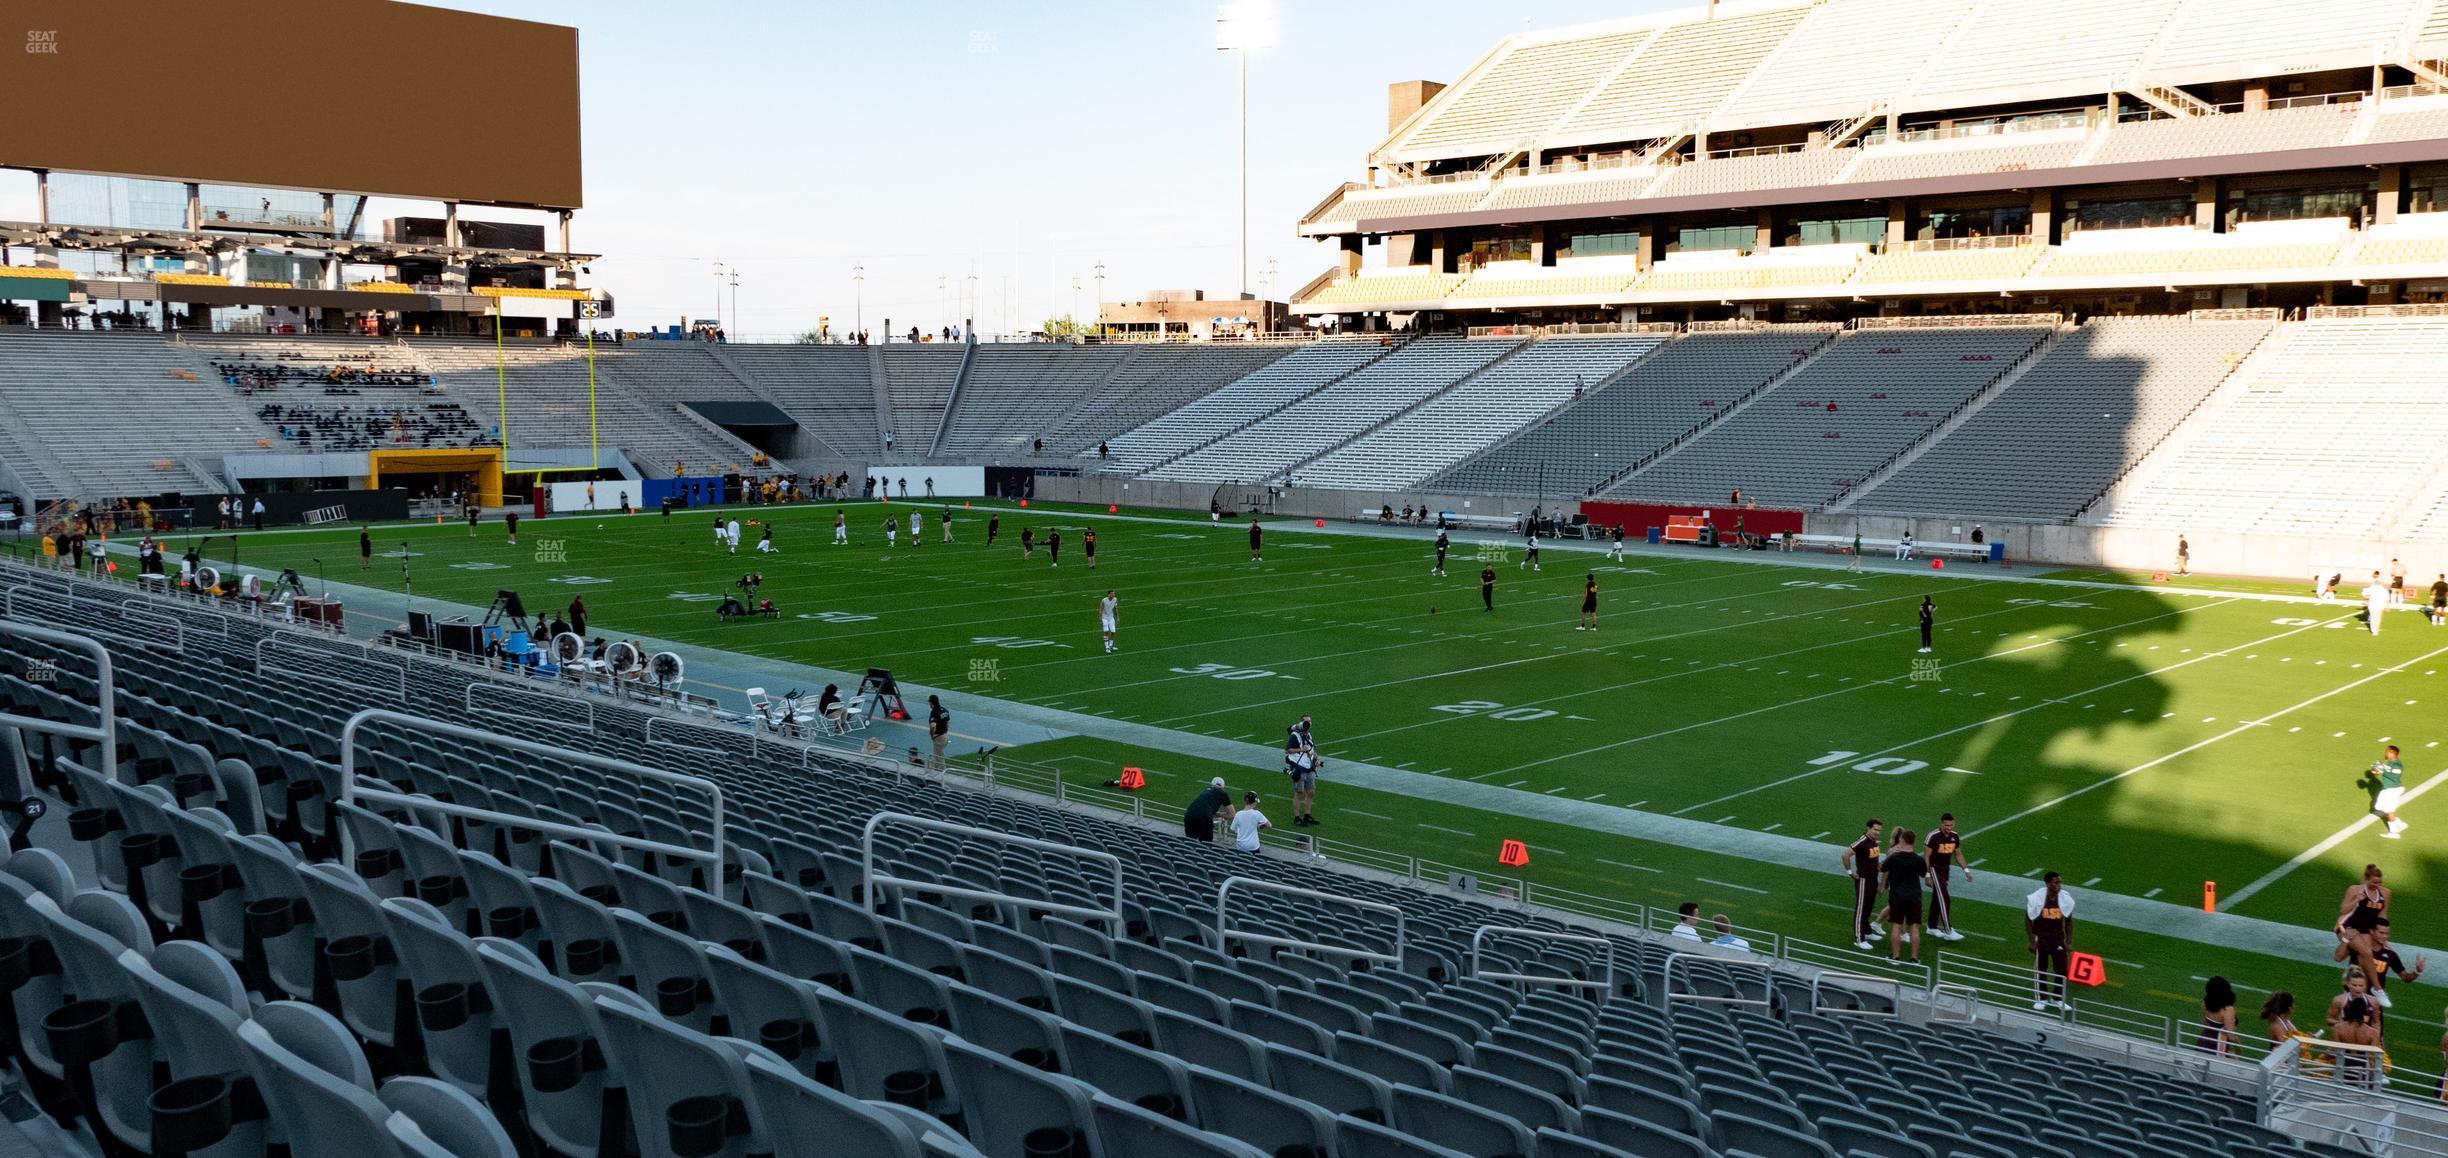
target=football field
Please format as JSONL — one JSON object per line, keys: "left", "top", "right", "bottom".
{"left": 105, "top": 498, "right": 2448, "bottom": 1060}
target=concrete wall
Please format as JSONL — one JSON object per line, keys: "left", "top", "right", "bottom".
{"left": 1034, "top": 474, "right": 2437, "bottom": 581}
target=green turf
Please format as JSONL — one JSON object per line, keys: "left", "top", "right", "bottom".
{"left": 81, "top": 498, "right": 2448, "bottom": 1061}
{"left": 2034, "top": 567, "right": 2321, "bottom": 598}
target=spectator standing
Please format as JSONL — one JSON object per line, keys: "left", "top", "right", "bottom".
{"left": 2196, "top": 976, "right": 2239, "bottom": 1056}
{"left": 568, "top": 595, "right": 588, "bottom": 638}
{"left": 1230, "top": 792, "right": 1271, "bottom": 852}
{"left": 2176, "top": 534, "right": 2190, "bottom": 576}
{"left": 1842, "top": 819, "right": 1884, "bottom": 950}
{"left": 1926, "top": 814, "right": 1970, "bottom": 941}
{"left": 1881, "top": 829, "right": 1929, "bottom": 963}
{"left": 1183, "top": 777, "right": 1234, "bottom": 842}
{"left": 1285, "top": 715, "right": 1321, "bottom": 826}
{"left": 2260, "top": 991, "right": 2299, "bottom": 1048}
{"left": 2336, "top": 864, "right": 2391, "bottom": 997}
{"left": 250, "top": 497, "right": 266, "bottom": 531}
{"left": 2327, "top": 970, "right": 2384, "bottom": 1086}
{"left": 2026, "top": 872, "right": 2076, "bottom": 1011}
{"left": 927, "top": 695, "right": 950, "bottom": 769}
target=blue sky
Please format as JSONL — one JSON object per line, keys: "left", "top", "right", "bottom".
{"left": 7, "top": 1, "right": 1684, "bottom": 336}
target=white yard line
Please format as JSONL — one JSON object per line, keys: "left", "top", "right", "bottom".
{"left": 1980, "top": 642, "right": 2448, "bottom": 839}
{"left": 2216, "top": 764, "right": 2448, "bottom": 911}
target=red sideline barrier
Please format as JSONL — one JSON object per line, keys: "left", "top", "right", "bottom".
{"left": 1579, "top": 501, "right": 1805, "bottom": 538}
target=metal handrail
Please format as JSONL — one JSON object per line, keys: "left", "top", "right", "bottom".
{"left": 258, "top": 632, "right": 405, "bottom": 703}
{"left": 1468, "top": 925, "right": 1613, "bottom": 992}
{"left": 861, "top": 810, "right": 1124, "bottom": 928}
{"left": 1811, "top": 970, "right": 1902, "bottom": 1018}
{"left": 644, "top": 713, "right": 747, "bottom": 757}
{"left": 3, "top": 590, "right": 183, "bottom": 657}
{"left": 1218, "top": 876, "right": 1405, "bottom": 966}
{"left": 467, "top": 678, "right": 596, "bottom": 732}
{"left": 1662, "top": 951, "right": 1774, "bottom": 1009}
{"left": 336, "top": 708, "right": 727, "bottom": 886}
{"left": 0, "top": 618, "right": 118, "bottom": 784}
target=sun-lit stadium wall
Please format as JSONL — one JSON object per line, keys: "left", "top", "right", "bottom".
{"left": 545, "top": 481, "right": 638, "bottom": 514}
{"left": 366, "top": 449, "right": 505, "bottom": 507}
{"left": 0, "top": 0, "right": 581, "bottom": 208}
{"left": 870, "top": 466, "right": 986, "bottom": 497}
{"left": 1582, "top": 501, "right": 1804, "bottom": 539}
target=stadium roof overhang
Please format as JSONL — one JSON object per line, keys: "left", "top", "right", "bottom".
{"left": 1341, "top": 139, "right": 2448, "bottom": 237}
{"left": 0, "top": 219, "right": 598, "bottom": 268}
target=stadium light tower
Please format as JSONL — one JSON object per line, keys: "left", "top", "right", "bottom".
{"left": 1216, "top": 1, "right": 1275, "bottom": 301}
{"left": 710, "top": 261, "right": 726, "bottom": 330}
{"left": 852, "top": 264, "right": 866, "bottom": 341}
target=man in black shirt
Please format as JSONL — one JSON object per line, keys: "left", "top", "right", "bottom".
{"left": 1926, "top": 813, "right": 1971, "bottom": 942}
{"left": 1841, "top": 819, "right": 1884, "bottom": 949}
{"left": 1881, "top": 829, "right": 1929, "bottom": 963}
{"left": 987, "top": 514, "right": 1001, "bottom": 546}
{"left": 927, "top": 695, "right": 950, "bottom": 769}
{"left": 2026, "top": 871, "right": 2077, "bottom": 1010}
{"left": 1432, "top": 529, "right": 1449, "bottom": 577}
{"left": 1918, "top": 596, "right": 1935, "bottom": 654}
{"left": 1480, "top": 565, "right": 1497, "bottom": 612}
{"left": 1183, "top": 776, "right": 1235, "bottom": 842}
{"left": 2431, "top": 573, "right": 2446, "bottom": 627}
{"left": 1248, "top": 519, "right": 1263, "bottom": 563}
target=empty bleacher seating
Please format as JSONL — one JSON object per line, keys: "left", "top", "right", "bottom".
{"left": 1710, "top": 0, "right": 1982, "bottom": 130}
{"left": 1856, "top": 241, "right": 2047, "bottom": 284}
{"left": 2098, "top": 312, "right": 2448, "bottom": 537}
{"left": 412, "top": 339, "right": 762, "bottom": 474}
{"left": 935, "top": 345, "right": 1134, "bottom": 459}
{"left": 1393, "top": 28, "right": 1656, "bottom": 159}
{"left": 1291, "top": 334, "right": 1668, "bottom": 492}
{"left": 1550, "top": 4, "right": 1810, "bottom": 147}
{"left": 876, "top": 347, "right": 965, "bottom": 456}
{"left": 716, "top": 344, "right": 886, "bottom": 457}
{"left": 1849, "top": 314, "right": 2274, "bottom": 521}
{"left": 1904, "top": 0, "right": 2179, "bottom": 111}
{"left": 1040, "top": 343, "right": 1297, "bottom": 457}
{"left": 1435, "top": 327, "right": 1836, "bottom": 498}
{"left": 2089, "top": 103, "right": 2361, "bottom": 167}
{"left": 1094, "top": 341, "right": 1389, "bottom": 473}
{"left": 1301, "top": 270, "right": 1469, "bottom": 310}
{"left": 0, "top": 329, "right": 273, "bottom": 498}
{"left": 2142, "top": 0, "right": 2420, "bottom": 85}
{"left": 1605, "top": 322, "right": 2053, "bottom": 508}
{"left": 1145, "top": 336, "right": 1522, "bottom": 484}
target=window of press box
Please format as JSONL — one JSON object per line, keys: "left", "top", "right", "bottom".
{"left": 1562, "top": 230, "right": 1639, "bottom": 259}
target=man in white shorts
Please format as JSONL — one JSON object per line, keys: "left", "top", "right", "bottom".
{"left": 1895, "top": 532, "right": 1915, "bottom": 561}
{"left": 2371, "top": 745, "right": 2407, "bottom": 838}
{"left": 2363, "top": 570, "right": 2391, "bottom": 635}
{"left": 725, "top": 518, "right": 742, "bottom": 555}
{"left": 1099, "top": 589, "right": 1119, "bottom": 654}
{"left": 833, "top": 509, "right": 849, "bottom": 545}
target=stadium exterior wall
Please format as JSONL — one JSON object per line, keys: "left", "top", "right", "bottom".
{"left": 1033, "top": 475, "right": 2410, "bottom": 582}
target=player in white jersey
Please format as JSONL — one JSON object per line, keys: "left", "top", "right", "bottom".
{"left": 1520, "top": 532, "right": 1541, "bottom": 571}
{"left": 833, "top": 509, "right": 849, "bottom": 545}
{"left": 1607, "top": 525, "right": 1625, "bottom": 561}
{"left": 910, "top": 510, "right": 923, "bottom": 546}
{"left": 2363, "top": 571, "right": 2391, "bottom": 636}
{"left": 725, "top": 519, "right": 742, "bottom": 555}
{"left": 1099, "top": 590, "right": 1119, "bottom": 653}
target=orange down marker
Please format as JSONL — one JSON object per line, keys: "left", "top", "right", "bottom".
{"left": 1497, "top": 839, "right": 1529, "bottom": 867}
